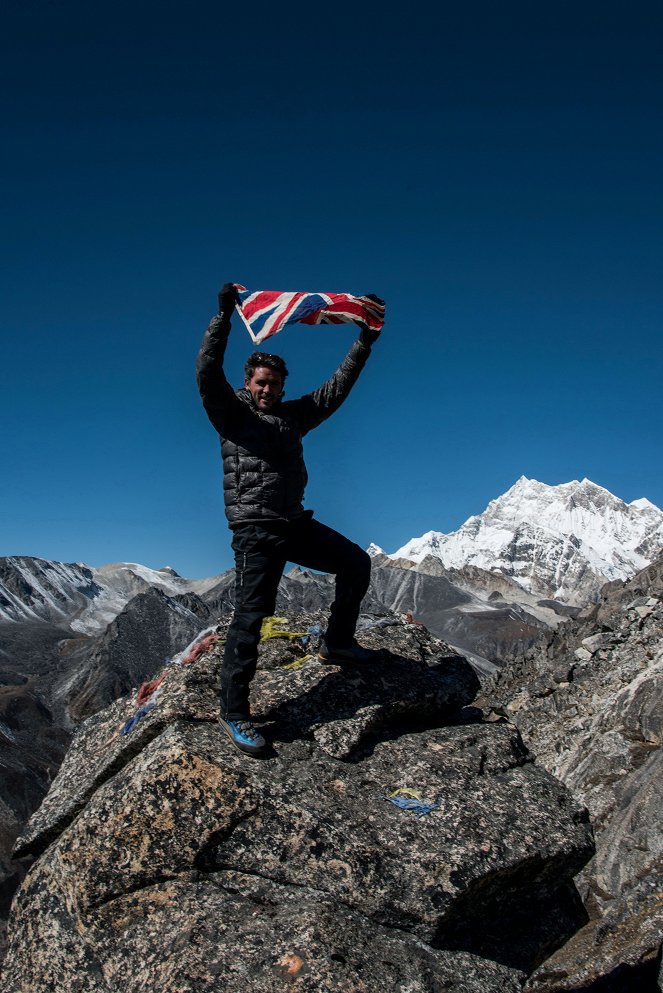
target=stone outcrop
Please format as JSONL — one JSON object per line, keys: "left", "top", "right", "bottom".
{"left": 2, "top": 616, "right": 594, "bottom": 992}
{"left": 481, "top": 556, "right": 663, "bottom": 991}
{"left": 0, "top": 558, "right": 555, "bottom": 954}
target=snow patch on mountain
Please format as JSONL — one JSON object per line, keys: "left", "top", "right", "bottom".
{"left": 0, "top": 557, "right": 101, "bottom": 625}
{"left": 0, "top": 557, "right": 226, "bottom": 634}
{"left": 389, "top": 478, "right": 663, "bottom": 603}
{"left": 630, "top": 497, "right": 660, "bottom": 513}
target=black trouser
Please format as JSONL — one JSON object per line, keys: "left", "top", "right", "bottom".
{"left": 220, "top": 517, "right": 371, "bottom": 720}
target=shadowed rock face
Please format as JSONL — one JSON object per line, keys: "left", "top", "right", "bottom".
{"left": 2, "top": 617, "right": 594, "bottom": 993}
{"left": 481, "top": 556, "right": 663, "bottom": 992}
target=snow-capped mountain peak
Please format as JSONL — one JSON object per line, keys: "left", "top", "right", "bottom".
{"left": 630, "top": 496, "right": 663, "bottom": 517}
{"left": 388, "top": 478, "right": 663, "bottom": 604}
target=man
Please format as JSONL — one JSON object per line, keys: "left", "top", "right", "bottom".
{"left": 196, "top": 283, "right": 383, "bottom": 755}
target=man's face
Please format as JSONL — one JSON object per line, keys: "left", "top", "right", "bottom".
{"left": 245, "top": 365, "right": 283, "bottom": 412}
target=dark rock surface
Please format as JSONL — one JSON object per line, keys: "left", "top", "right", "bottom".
{"left": 481, "top": 556, "right": 663, "bottom": 991}
{"left": 1, "top": 616, "right": 594, "bottom": 992}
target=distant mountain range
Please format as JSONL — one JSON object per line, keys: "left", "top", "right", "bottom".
{"left": 0, "top": 559, "right": 226, "bottom": 632}
{"left": 2, "top": 479, "right": 661, "bottom": 704}
{"left": 371, "top": 477, "right": 663, "bottom": 605}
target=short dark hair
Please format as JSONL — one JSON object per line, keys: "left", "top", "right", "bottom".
{"left": 244, "top": 351, "right": 289, "bottom": 382}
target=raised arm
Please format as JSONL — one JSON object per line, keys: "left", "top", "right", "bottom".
{"left": 287, "top": 317, "right": 382, "bottom": 435}
{"left": 196, "top": 284, "right": 242, "bottom": 434}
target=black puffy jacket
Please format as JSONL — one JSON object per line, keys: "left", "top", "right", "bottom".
{"left": 196, "top": 307, "right": 372, "bottom": 528}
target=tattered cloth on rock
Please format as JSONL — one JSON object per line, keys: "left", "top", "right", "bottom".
{"left": 233, "top": 284, "right": 385, "bottom": 344}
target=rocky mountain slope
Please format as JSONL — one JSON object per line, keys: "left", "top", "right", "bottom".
{"left": 2, "top": 617, "right": 595, "bottom": 993}
{"left": 384, "top": 477, "right": 663, "bottom": 604}
{"left": 368, "top": 554, "right": 574, "bottom": 675}
{"left": 480, "top": 554, "right": 663, "bottom": 991}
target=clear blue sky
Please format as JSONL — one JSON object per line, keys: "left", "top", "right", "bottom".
{"left": 2, "top": 1, "right": 662, "bottom": 577}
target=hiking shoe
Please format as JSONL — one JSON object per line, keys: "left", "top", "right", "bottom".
{"left": 220, "top": 718, "right": 266, "bottom": 755}
{"left": 318, "top": 639, "right": 381, "bottom": 666}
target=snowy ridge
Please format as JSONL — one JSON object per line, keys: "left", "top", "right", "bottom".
{"left": 0, "top": 557, "right": 101, "bottom": 624}
{"left": 389, "top": 478, "right": 663, "bottom": 603}
{"left": 0, "top": 557, "right": 226, "bottom": 633}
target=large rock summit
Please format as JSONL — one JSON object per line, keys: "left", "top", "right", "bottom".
{"left": 2, "top": 617, "right": 594, "bottom": 992}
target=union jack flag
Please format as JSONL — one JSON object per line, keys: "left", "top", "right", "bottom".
{"left": 232, "top": 284, "right": 385, "bottom": 344}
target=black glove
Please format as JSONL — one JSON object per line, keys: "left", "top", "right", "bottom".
{"left": 358, "top": 294, "right": 384, "bottom": 346}
{"left": 358, "top": 323, "right": 381, "bottom": 346}
{"left": 218, "top": 283, "right": 239, "bottom": 314}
